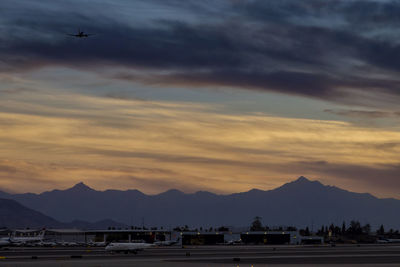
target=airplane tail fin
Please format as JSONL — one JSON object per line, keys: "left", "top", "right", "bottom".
{"left": 38, "top": 230, "right": 46, "bottom": 239}
{"left": 10, "top": 231, "right": 16, "bottom": 241}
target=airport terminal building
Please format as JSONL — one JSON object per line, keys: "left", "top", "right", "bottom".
{"left": 5, "top": 228, "right": 322, "bottom": 246}
{"left": 180, "top": 230, "right": 312, "bottom": 245}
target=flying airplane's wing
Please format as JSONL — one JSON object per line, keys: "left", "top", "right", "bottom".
{"left": 66, "top": 34, "right": 77, "bottom": 36}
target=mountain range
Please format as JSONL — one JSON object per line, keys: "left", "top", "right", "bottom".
{"left": 0, "top": 197, "right": 127, "bottom": 229}
{"left": 0, "top": 177, "right": 399, "bottom": 229}
{"left": 0, "top": 198, "right": 60, "bottom": 228}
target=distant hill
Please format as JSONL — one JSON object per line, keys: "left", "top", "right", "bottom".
{"left": 0, "top": 198, "right": 60, "bottom": 228}
{"left": 1, "top": 177, "right": 400, "bottom": 229}
{"left": 0, "top": 197, "right": 126, "bottom": 229}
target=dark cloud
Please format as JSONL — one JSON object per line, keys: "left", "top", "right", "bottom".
{"left": 0, "top": 87, "right": 36, "bottom": 94}
{"left": 324, "top": 109, "right": 399, "bottom": 119}
{"left": 2, "top": 0, "right": 400, "bottom": 105}
{"left": 0, "top": 165, "right": 17, "bottom": 173}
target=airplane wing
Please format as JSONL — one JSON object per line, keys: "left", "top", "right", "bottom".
{"left": 66, "top": 34, "right": 77, "bottom": 36}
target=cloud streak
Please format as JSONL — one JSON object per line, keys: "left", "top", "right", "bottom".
{"left": 324, "top": 109, "right": 400, "bottom": 119}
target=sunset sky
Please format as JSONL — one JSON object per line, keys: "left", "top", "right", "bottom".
{"left": 1, "top": 0, "right": 400, "bottom": 198}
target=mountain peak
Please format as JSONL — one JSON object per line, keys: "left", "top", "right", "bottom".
{"left": 292, "top": 176, "right": 323, "bottom": 186}
{"left": 68, "top": 182, "right": 94, "bottom": 192}
{"left": 295, "top": 176, "right": 311, "bottom": 183}
{"left": 275, "top": 176, "right": 324, "bottom": 193}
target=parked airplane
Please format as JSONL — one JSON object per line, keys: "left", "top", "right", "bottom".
{"left": 382, "top": 239, "right": 400, "bottom": 243}
{"left": 88, "top": 240, "right": 107, "bottom": 247}
{"left": 67, "top": 29, "right": 95, "bottom": 38}
{"left": 154, "top": 237, "right": 180, "bottom": 246}
{"left": 36, "top": 241, "right": 57, "bottom": 247}
{"left": 105, "top": 242, "right": 154, "bottom": 254}
{"left": 57, "top": 241, "right": 79, "bottom": 247}
{"left": 226, "top": 239, "right": 243, "bottom": 245}
{"left": 0, "top": 237, "right": 10, "bottom": 247}
{"left": 10, "top": 230, "right": 45, "bottom": 245}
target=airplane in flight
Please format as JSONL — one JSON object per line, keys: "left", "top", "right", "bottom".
{"left": 105, "top": 242, "right": 154, "bottom": 254}
{"left": 67, "top": 29, "right": 95, "bottom": 38}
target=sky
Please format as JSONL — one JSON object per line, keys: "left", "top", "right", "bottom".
{"left": 0, "top": 0, "right": 400, "bottom": 198}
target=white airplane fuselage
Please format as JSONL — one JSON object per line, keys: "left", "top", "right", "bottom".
{"left": 154, "top": 240, "right": 178, "bottom": 246}
{"left": 9, "top": 231, "right": 45, "bottom": 245}
{"left": 0, "top": 238, "right": 10, "bottom": 247}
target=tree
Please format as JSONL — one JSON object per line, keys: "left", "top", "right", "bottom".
{"left": 362, "top": 224, "right": 371, "bottom": 235}
{"left": 304, "top": 227, "right": 310, "bottom": 236}
{"left": 334, "top": 226, "right": 341, "bottom": 235}
{"left": 389, "top": 228, "right": 394, "bottom": 237}
{"left": 218, "top": 226, "right": 229, "bottom": 232}
{"left": 341, "top": 221, "right": 346, "bottom": 234}
{"left": 173, "top": 226, "right": 181, "bottom": 231}
{"left": 348, "top": 220, "right": 362, "bottom": 235}
{"left": 250, "top": 216, "right": 263, "bottom": 231}
{"left": 377, "top": 225, "right": 385, "bottom": 235}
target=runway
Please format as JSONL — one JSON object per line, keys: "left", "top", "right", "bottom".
{"left": 1, "top": 244, "right": 400, "bottom": 266}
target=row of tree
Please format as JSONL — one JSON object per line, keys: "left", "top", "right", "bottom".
{"left": 250, "top": 217, "right": 400, "bottom": 238}
{"left": 250, "top": 216, "right": 297, "bottom": 231}
{"left": 106, "top": 218, "right": 399, "bottom": 239}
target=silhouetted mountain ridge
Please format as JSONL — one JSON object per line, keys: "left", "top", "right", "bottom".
{"left": 0, "top": 197, "right": 127, "bottom": 229}
{"left": 0, "top": 177, "right": 399, "bottom": 229}
{"left": 0, "top": 198, "right": 60, "bottom": 228}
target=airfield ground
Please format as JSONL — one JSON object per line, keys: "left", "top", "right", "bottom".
{"left": 0, "top": 244, "right": 400, "bottom": 266}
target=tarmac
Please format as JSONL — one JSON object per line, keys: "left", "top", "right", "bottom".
{"left": 0, "top": 244, "right": 400, "bottom": 266}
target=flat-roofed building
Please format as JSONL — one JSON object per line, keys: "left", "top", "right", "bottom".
{"left": 181, "top": 232, "right": 224, "bottom": 245}
{"left": 85, "top": 229, "right": 172, "bottom": 243}
{"left": 240, "top": 231, "right": 299, "bottom": 245}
